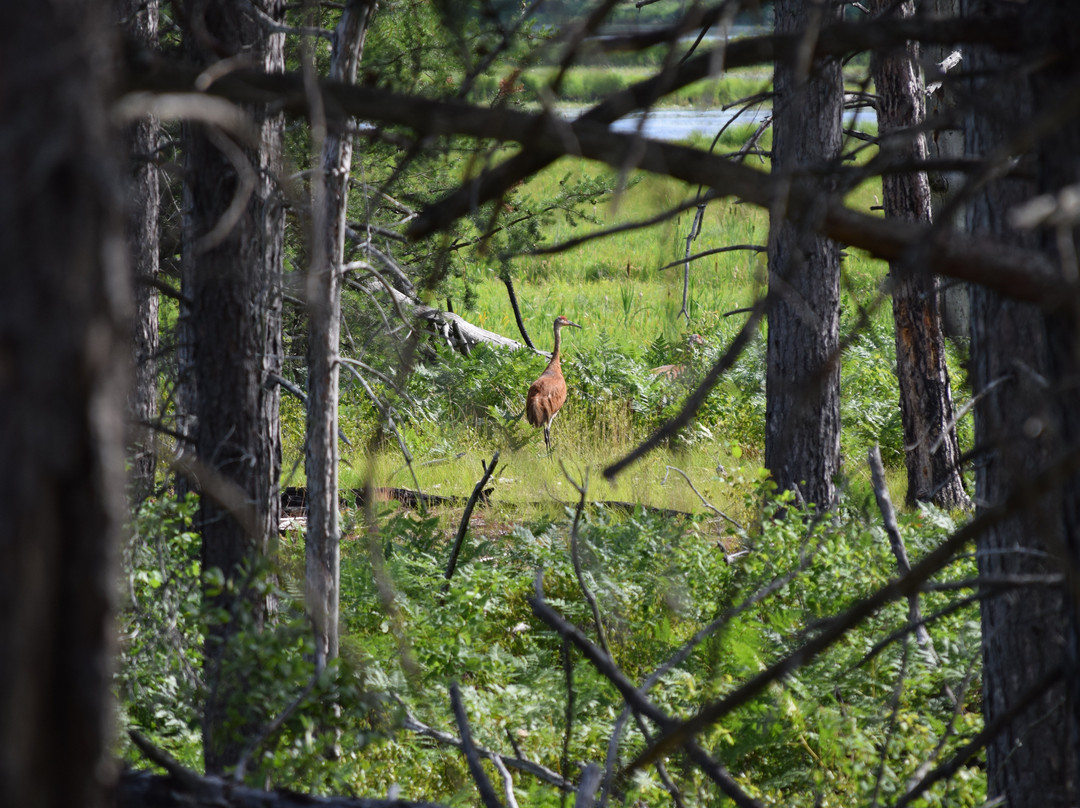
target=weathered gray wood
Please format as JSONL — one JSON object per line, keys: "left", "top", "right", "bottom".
{"left": 119, "top": 770, "right": 447, "bottom": 808}
{"left": 867, "top": 445, "right": 939, "bottom": 659}
{"left": 380, "top": 285, "right": 523, "bottom": 350}
{"left": 305, "top": 0, "right": 376, "bottom": 670}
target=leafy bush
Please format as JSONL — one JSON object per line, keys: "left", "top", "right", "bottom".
{"left": 841, "top": 316, "right": 905, "bottom": 465}
{"left": 117, "top": 494, "right": 204, "bottom": 767}
{"left": 318, "top": 481, "right": 983, "bottom": 806}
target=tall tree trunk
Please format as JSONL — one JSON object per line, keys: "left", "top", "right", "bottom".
{"left": 306, "top": 0, "right": 376, "bottom": 669}
{"left": 963, "top": 1, "right": 1078, "bottom": 803}
{"left": 119, "top": 0, "right": 160, "bottom": 503}
{"left": 923, "top": 0, "right": 969, "bottom": 345}
{"left": 1030, "top": 2, "right": 1080, "bottom": 795}
{"left": 0, "top": 2, "right": 127, "bottom": 806}
{"left": 764, "top": 0, "right": 843, "bottom": 510}
{"left": 869, "top": 0, "right": 969, "bottom": 509}
{"left": 180, "top": 0, "right": 286, "bottom": 775}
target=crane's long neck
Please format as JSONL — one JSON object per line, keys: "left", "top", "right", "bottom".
{"left": 549, "top": 323, "right": 563, "bottom": 366}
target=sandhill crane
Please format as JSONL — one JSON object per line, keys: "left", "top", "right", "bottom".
{"left": 650, "top": 333, "right": 705, "bottom": 380}
{"left": 526, "top": 315, "right": 582, "bottom": 452}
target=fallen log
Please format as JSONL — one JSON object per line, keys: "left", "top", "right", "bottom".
{"left": 282, "top": 486, "right": 693, "bottom": 520}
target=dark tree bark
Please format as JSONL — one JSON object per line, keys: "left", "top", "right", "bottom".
{"left": 869, "top": 0, "right": 970, "bottom": 510}
{"left": 1029, "top": 2, "right": 1080, "bottom": 797}
{"left": 0, "top": 2, "right": 127, "bottom": 807}
{"left": 119, "top": 0, "right": 160, "bottom": 503}
{"left": 764, "top": 0, "right": 843, "bottom": 510}
{"left": 306, "top": 0, "right": 376, "bottom": 668}
{"left": 963, "top": 1, "right": 1078, "bottom": 804}
{"left": 180, "top": 0, "right": 287, "bottom": 774}
{"left": 923, "top": 0, "right": 969, "bottom": 345}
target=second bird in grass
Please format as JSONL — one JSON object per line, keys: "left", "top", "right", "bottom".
{"left": 526, "top": 315, "right": 582, "bottom": 452}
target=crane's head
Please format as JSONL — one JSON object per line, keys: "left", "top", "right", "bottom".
{"left": 554, "top": 315, "right": 582, "bottom": 330}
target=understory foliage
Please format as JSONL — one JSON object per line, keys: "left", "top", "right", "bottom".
{"left": 119, "top": 482, "right": 982, "bottom": 805}
{"left": 375, "top": 310, "right": 911, "bottom": 466}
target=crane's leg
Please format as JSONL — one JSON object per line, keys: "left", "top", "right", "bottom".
{"left": 543, "top": 423, "right": 552, "bottom": 453}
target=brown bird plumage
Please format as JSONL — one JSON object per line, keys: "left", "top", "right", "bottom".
{"left": 526, "top": 315, "right": 582, "bottom": 452}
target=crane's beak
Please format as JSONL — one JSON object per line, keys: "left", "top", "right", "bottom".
{"left": 565, "top": 320, "right": 582, "bottom": 329}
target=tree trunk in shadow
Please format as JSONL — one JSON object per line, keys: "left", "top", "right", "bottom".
{"left": 870, "top": 0, "right": 970, "bottom": 510}
{"left": 180, "top": 0, "right": 286, "bottom": 775}
{"left": 765, "top": 0, "right": 843, "bottom": 511}
{"left": 0, "top": 3, "right": 128, "bottom": 806}
{"left": 964, "top": 1, "right": 1078, "bottom": 803}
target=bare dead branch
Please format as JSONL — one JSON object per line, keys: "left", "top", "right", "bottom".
{"left": 124, "top": 729, "right": 452, "bottom": 806}
{"left": 170, "top": 450, "right": 260, "bottom": 541}
{"left": 128, "top": 730, "right": 205, "bottom": 794}
{"left": 502, "top": 276, "right": 535, "bottom": 351}
{"left": 657, "top": 244, "right": 766, "bottom": 272}
{"left": 523, "top": 193, "right": 717, "bottom": 259}
{"left": 128, "top": 42, "right": 1064, "bottom": 305}
{"left": 919, "top": 574, "right": 1066, "bottom": 593}
{"left": 679, "top": 203, "right": 706, "bottom": 318}
{"left": 450, "top": 683, "right": 504, "bottom": 808}
{"left": 395, "top": 12, "right": 1017, "bottom": 239}
{"left": 399, "top": 704, "right": 574, "bottom": 791}
{"left": 868, "top": 445, "right": 939, "bottom": 658}
{"left": 870, "top": 637, "right": 910, "bottom": 808}
{"left": 195, "top": 126, "right": 257, "bottom": 253}
{"left": 560, "top": 465, "right": 611, "bottom": 655}
{"left": 233, "top": 667, "right": 319, "bottom": 782}
{"left": 573, "top": 764, "right": 604, "bottom": 808}
{"left": 112, "top": 91, "right": 260, "bottom": 144}
{"left": 444, "top": 451, "right": 499, "bottom": 586}
{"left": 855, "top": 594, "right": 980, "bottom": 671}
{"left": 661, "top": 465, "right": 743, "bottom": 530}
{"left": 560, "top": 637, "right": 575, "bottom": 796}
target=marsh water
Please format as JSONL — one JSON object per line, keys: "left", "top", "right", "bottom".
{"left": 558, "top": 106, "right": 876, "bottom": 142}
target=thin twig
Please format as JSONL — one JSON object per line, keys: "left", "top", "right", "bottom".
{"left": 870, "top": 637, "right": 910, "bottom": 808}
{"left": 444, "top": 451, "right": 499, "bottom": 588}
{"left": 893, "top": 665, "right": 1065, "bottom": 808}
{"left": 868, "top": 445, "right": 939, "bottom": 660}
{"left": 927, "top": 373, "right": 1009, "bottom": 454}
{"left": 234, "top": 665, "right": 319, "bottom": 782}
{"left": 661, "top": 465, "right": 743, "bottom": 529}
{"left": 560, "top": 637, "right": 574, "bottom": 808}
{"left": 128, "top": 730, "right": 204, "bottom": 793}
{"left": 450, "top": 682, "right": 505, "bottom": 808}
{"left": 560, "top": 464, "right": 611, "bottom": 654}
{"left": 398, "top": 701, "right": 573, "bottom": 791}
{"left": 679, "top": 204, "right": 706, "bottom": 319}
{"left": 521, "top": 193, "right": 718, "bottom": 259}
{"left": 657, "top": 244, "right": 766, "bottom": 272}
